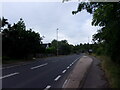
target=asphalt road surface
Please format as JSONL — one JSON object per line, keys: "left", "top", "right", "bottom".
{"left": 2, "top": 54, "right": 82, "bottom": 89}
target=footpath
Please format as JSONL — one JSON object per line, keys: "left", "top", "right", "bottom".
{"left": 63, "top": 55, "right": 108, "bottom": 88}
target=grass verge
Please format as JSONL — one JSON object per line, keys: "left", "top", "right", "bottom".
{"left": 94, "top": 55, "right": 120, "bottom": 88}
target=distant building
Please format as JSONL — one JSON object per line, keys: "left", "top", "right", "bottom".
{"left": 41, "top": 43, "right": 51, "bottom": 49}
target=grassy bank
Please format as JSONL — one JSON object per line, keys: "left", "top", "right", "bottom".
{"left": 95, "top": 55, "right": 120, "bottom": 88}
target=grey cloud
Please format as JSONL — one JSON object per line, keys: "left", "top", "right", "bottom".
{"left": 2, "top": 2, "right": 99, "bottom": 45}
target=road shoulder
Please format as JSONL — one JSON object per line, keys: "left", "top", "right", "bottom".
{"left": 63, "top": 55, "right": 93, "bottom": 88}
{"left": 82, "top": 56, "right": 109, "bottom": 88}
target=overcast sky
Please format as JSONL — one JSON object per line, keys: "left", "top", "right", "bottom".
{"left": 1, "top": 2, "right": 99, "bottom": 45}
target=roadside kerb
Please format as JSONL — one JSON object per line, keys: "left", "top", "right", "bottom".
{"left": 63, "top": 55, "right": 93, "bottom": 88}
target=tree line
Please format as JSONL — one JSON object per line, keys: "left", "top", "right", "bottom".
{"left": 1, "top": 18, "right": 44, "bottom": 59}
{"left": 2, "top": 2, "right": 119, "bottom": 64}
{"left": 72, "top": 2, "right": 120, "bottom": 63}
{"left": 1, "top": 17, "right": 92, "bottom": 61}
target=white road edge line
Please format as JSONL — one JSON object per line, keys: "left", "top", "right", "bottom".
{"left": 44, "top": 85, "right": 51, "bottom": 90}
{"left": 74, "top": 60, "right": 77, "bottom": 62}
{"left": 62, "top": 79, "right": 68, "bottom": 88}
{"left": 62, "top": 70, "right": 66, "bottom": 73}
{"left": 31, "top": 63, "right": 48, "bottom": 69}
{"left": 54, "top": 75, "right": 61, "bottom": 81}
{"left": 75, "top": 57, "right": 79, "bottom": 62}
{"left": 0, "top": 72, "right": 19, "bottom": 79}
{"left": 71, "top": 57, "right": 79, "bottom": 65}
{"left": 72, "top": 61, "right": 75, "bottom": 64}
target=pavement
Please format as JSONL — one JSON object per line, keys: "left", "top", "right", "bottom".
{"left": 63, "top": 55, "right": 109, "bottom": 88}
{"left": 63, "top": 55, "right": 93, "bottom": 88}
{"left": 82, "top": 56, "right": 109, "bottom": 88}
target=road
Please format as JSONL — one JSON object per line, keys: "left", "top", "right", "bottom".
{"left": 2, "top": 54, "right": 82, "bottom": 89}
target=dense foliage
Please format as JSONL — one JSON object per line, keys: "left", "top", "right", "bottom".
{"left": 1, "top": 17, "right": 42, "bottom": 59}
{"left": 1, "top": 17, "right": 86, "bottom": 60}
{"left": 73, "top": 2, "right": 120, "bottom": 63}
{"left": 2, "top": 2, "right": 120, "bottom": 64}
{"left": 46, "top": 39, "right": 74, "bottom": 55}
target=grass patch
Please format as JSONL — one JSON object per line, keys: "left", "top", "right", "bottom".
{"left": 95, "top": 55, "right": 120, "bottom": 88}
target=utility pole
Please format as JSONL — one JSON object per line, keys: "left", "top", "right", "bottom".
{"left": 88, "top": 36, "right": 90, "bottom": 44}
{"left": 56, "top": 28, "right": 59, "bottom": 56}
{"left": 88, "top": 36, "right": 90, "bottom": 53}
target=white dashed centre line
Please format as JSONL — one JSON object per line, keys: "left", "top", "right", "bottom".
{"left": 62, "top": 70, "right": 66, "bottom": 73}
{"left": 67, "top": 66, "right": 70, "bottom": 69}
{"left": 44, "top": 85, "right": 51, "bottom": 90}
{"left": 69, "top": 64, "right": 72, "bottom": 66}
{"left": 73, "top": 61, "right": 76, "bottom": 63}
{"left": 54, "top": 75, "right": 61, "bottom": 81}
{"left": 0, "top": 72, "right": 19, "bottom": 79}
{"left": 31, "top": 63, "right": 48, "bottom": 69}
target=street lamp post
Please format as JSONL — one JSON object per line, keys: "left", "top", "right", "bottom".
{"left": 88, "top": 36, "right": 90, "bottom": 44}
{"left": 56, "top": 28, "right": 59, "bottom": 56}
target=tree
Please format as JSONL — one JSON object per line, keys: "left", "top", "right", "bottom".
{"left": 2, "top": 18, "right": 42, "bottom": 59}
{"left": 58, "top": 40, "right": 71, "bottom": 55}
{"left": 49, "top": 39, "right": 72, "bottom": 55}
{"left": 1, "top": 17, "right": 9, "bottom": 27}
{"left": 0, "top": 17, "right": 9, "bottom": 32}
{"left": 73, "top": 2, "right": 120, "bottom": 63}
